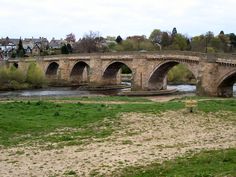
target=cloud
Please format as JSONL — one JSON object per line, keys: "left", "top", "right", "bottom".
{"left": 0, "top": 0, "right": 235, "bottom": 39}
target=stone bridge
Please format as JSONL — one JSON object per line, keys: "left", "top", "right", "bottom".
{"left": 7, "top": 51, "right": 236, "bottom": 97}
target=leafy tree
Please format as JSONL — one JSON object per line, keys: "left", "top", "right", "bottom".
{"left": 120, "top": 40, "right": 136, "bottom": 51}
{"left": 67, "top": 43, "right": 73, "bottom": 53}
{"left": 18, "top": 38, "right": 24, "bottom": 51}
{"left": 171, "top": 34, "right": 187, "bottom": 50}
{"left": 161, "top": 32, "right": 171, "bottom": 47}
{"left": 205, "top": 31, "right": 214, "bottom": 43}
{"left": 219, "top": 30, "right": 224, "bottom": 35}
{"left": 218, "top": 31, "right": 228, "bottom": 44}
{"left": 190, "top": 35, "right": 206, "bottom": 52}
{"left": 61, "top": 44, "right": 69, "bottom": 54}
{"left": 186, "top": 38, "right": 191, "bottom": 51}
{"left": 115, "top": 35, "right": 123, "bottom": 44}
{"left": 17, "top": 38, "right": 25, "bottom": 57}
{"left": 149, "top": 29, "right": 162, "bottom": 44}
{"left": 139, "top": 40, "right": 156, "bottom": 51}
{"left": 228, "top": 33, "right": 236, "bottom": 47}
{"left": 171, "top": 27, "right": 177, "bottom": 37}
{"left": 11, "top": 50, "right": 17, "bottom": 58}
{"left": 210, "top": 37, "right": 223, "bottom": 52}
{"left": 228, "top": 33, "right": 236, "bottom": 52}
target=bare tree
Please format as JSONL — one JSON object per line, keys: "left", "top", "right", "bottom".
{"left": 65, "top": 33, "right": 76, "bottom": 43}
{"left": 74, "top": 31, "right": 103, "bottom": 53}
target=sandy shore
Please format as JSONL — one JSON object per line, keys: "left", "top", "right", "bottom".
{"left": 0, "top": 110, "right": 235, "bottom": 177}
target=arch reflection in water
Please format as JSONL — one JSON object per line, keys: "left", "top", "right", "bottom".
{"left": 0, "top": 85, "right": 235, "bottom": 98}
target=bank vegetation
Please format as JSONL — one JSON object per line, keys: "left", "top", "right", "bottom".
{"left": 0, "top": 62, "right": 46, "bottom": 90}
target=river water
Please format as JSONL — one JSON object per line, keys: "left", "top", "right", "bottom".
{"left": 0, "top": 85, "right": 235, "bottom": 98}
{"left": 0, "top": 87, "right": 98, "bottom": 98}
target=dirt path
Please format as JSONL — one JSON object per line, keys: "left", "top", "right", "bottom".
{"left": 0, "top": 110, "right": 235, "bottom": 177}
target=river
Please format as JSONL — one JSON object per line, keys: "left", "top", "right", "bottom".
{"left": 0, "top": 84, "right": 235, "bottom": 98}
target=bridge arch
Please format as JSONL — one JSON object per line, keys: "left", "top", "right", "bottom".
{"left": 102, "top": 61, "right": 132, "bottom": 85}
{"left": 70, "top": 61, "right": 90, "bottom": 83}
{"left": 217, "top": 70, "right": 236, "bottom": 97}
{"left": 45, "top": 62, "right": 59, "bottom": 76}
{"left": 148, "top": 60, "right": 197, "bottom": 90}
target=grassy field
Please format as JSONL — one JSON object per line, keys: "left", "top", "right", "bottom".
{"left": 0, "top": 96, "right": 235, "bottom": 176}
{"left": 52, "top": 96, "right": 153, "bottom": 102}
{"left": 0, "top": 99, "right": 183, "bottom": 146}
{"left": 117, "top": 148, "right": 236, "bottom": 177}
{"left": 0, "top": 98, "right": 236, "bottom": 146}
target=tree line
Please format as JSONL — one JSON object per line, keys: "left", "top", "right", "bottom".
{"left": 5, "top": 28, "right": 236, "bottom": 58}
{"left": 63, "top": 28, "right": 236, "bottom": 54}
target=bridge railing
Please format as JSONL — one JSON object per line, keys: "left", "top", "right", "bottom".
{"left": 38, "top": 50, "right": 208, "bottom": 59}
{"left": 5, "top": 50, "right": 236, "bottom": 62}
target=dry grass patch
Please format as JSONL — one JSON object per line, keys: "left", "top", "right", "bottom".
{"left": 0, "top": 110, "right": 235, "bottom": 177}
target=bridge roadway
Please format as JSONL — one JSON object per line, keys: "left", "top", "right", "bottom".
{"left": 7, "top": 51, "right": 236, "bottom": 97}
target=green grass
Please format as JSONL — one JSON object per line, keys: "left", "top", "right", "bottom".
{"left": 50, "top": 96, "right": 153, "bottom": 102}
{"left": 0, "top": 100, "right": 183, "bottom": 146}
{"left": 198, "top": 99, "right": 236, "bottom": 113}
{"left": 0, "top": 99, "right": 235, "bottom": 147}
{"left": 117, "top": 149, "right": 236, "bottom": 177}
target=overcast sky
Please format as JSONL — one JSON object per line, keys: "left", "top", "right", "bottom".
{"left": 1, "top": 0, "right": 236, "bottom": 40}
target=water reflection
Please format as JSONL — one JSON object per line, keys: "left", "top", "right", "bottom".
{"left": 167, "top": 85, "right": 196, "bottom": 92}
{"left": 0, "top": 84, "right": 235, "bottom": 98}
{"left": 168, "top": 84, "right": 236, "bottom": 96}
{"left": 0, "top": 87, "right": 94, "bottom": 98}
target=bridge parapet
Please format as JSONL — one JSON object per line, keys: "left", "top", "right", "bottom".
{"left": 37, "top": 51, "right": 208, "bottom": 59}
{"left": 217, "top": 58, "right": 236, "bottom": 66}
{"left": 146, "top": 54, "right": 200, "bottom": 62}
{"left": 5, "top": 51, "right": 236, "bottom": 63}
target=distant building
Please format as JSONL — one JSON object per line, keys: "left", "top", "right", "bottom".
{"left": 0, "top": 37, "right": 51, "bottom": 57}
{"left": 10, "top": 38, "right": 20, "bottom": 46}
{"left": 0, "top": 37, "right": 17, "bottom": 52}
{"left": 127, "top": 35, "right": 146, "bottom": 41}
{"left": 49, "top": 38, "right": 65, "bottom": 49}
{"left": 32, "top": 44, "right": 41, "bottom": 55}
{"left": 23, "top": 37, "right": 49, "bottom": 54}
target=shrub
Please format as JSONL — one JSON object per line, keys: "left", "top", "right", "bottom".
{"left": 26, "top": 63, "right": 45, "bottom": 88}
{"left": 0, "top": 66, "right": 26, "bottom": 84}
{"left": 9, "top": 80, "right": 22, "bottom": 90}
{"left": 0, "top": 67, "right": 10, "bottom": 84}
{"left": 168, "top": 64, "right": 196, "bottom": 84}
{"left": 0, "top": 63, "right": 45, "bottom": 90}
{"left": 139, "top": 40, "right": 156, "bottom": 51}
{"left": 114, "top": 40, "right": 137, "bottom": 51}
{"left": 114, "top": 44, "right": 124, "bottom": 51}
{"left": 9, "top": 66, "right": 26, "bottom": 83}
